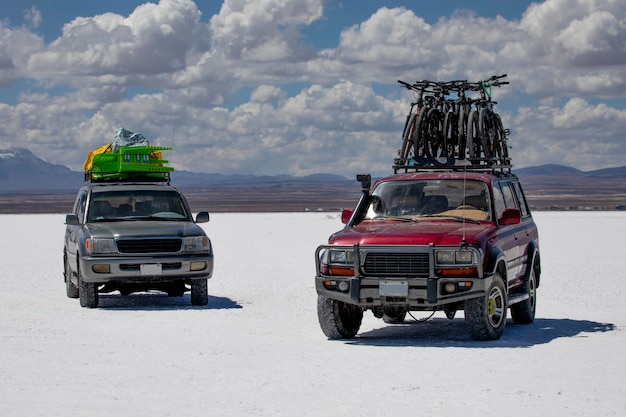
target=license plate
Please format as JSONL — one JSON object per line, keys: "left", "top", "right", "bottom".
{"left": 140, "top": 263, "right": 162, "bottom": 276}
{"left": 379, "top": 280, "right": 408, "bottom": 297}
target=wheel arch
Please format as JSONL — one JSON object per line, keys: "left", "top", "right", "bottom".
{"left": 485, "top": 246, "right": 507, "bottom": 283}
{"left": 526, "top": 241, "right": 541, "bottom": 288}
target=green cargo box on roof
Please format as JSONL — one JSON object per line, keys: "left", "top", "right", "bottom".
{"left": 88, "top": 145, "right": 174, "bottom": 182}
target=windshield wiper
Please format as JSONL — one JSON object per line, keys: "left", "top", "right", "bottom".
{"left": 420, "top": 214, "right": 481, "bottom": 224}
{"left": 370, "top": 215, "right": 418, "bottom": 222}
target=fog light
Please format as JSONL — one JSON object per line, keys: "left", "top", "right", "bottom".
{"left": 92, "top": 264, "right": 110, "bottom": 273}
{"left": 190, "top": 261, "right": 207, "bottom": 271}
{"left": 444, "top": 283, "right": 456, "bottom": 293}
{"left": 337, "top": 281, "right": 349, "bottom": 292}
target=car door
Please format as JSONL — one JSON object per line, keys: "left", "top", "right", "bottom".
{"left": 510, "top": 180, "right": 537, "bottom": 286}
{"left": 65, "top": 189, "right": 87, "bottom": 272}
{"left": 492, "top": 180, "right": 526, "bottom": 286}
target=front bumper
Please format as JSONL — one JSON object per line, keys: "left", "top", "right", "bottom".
{"left": 315, "top": 275, "right": 490, "bottom": 308}
{"left": 79, "top": 253, "right": 213, "bottom": 283}
{"left": 315, "top": 244, "right": 489, "bottom": 308}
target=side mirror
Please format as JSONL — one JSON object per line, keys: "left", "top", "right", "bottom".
{"left": 341, "top": 209, "right": 354, "bottom": 224}
{"left": 499, "top": 208, "right": 521, "bottom": 225}
{"left": 195, "top": 211, "right": 210, "bottom": 223}
{"left": 65, "top": 214, "right": 80, "bottom": 225}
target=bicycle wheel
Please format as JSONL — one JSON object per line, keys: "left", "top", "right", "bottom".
{"left": 399, "top": 111, "right": 418, "bottom": 161}
{"left": 413, "top": 106, "right": 430, "bottom": 159}
{"left": 493, "top": 113, "right": 509, "bottom": 161}
{"left": 420, "top": 108, "right": 444, "bottom": 158}
{"left": 443, "top": 110, "right": 458, "bottom": 158}
{"left": 457, "top": 107, "right": 468, "bottom": 159}
{"left": 478, "top": 108, "right": 496, "bottom": 159}
{"left": 466, "top": 110, "right": 481, "bottom": 158}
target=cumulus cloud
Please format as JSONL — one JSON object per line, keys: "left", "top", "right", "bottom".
{"left": 512, "top": 98, "right": 626, "bottom": 170}
{"left": 23, "top": 6, "right": 43, "bottom": 29}
{"left": 0, "top": 0, "right": 625, "bottom": 176}
{"left": 209, "top": 0, "right": 323, "bottom": 60}
{"left": 27, "top": 0, "right": 206, "bottom": 83}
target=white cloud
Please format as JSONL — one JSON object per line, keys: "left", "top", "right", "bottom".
{"left": 27, "top": 0, "right": 206, "bottom": 82}
{"left": 23, "top": 6, "right": 43, "bottom": 29}
{"left": 1, "top": 0, "right": 626, "bottom": 176}
{"left": 209, "top": 0, "right": 323, "bottom": 60}
{"left": 512, "top": 98, "right": 626, "bottom": 170}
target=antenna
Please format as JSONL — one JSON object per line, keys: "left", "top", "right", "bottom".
{"left": 462, "top": 164, "right": 467, "bottom": 246}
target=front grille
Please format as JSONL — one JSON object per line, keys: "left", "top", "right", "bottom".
{"left": 120, "top": 263, "right": 182, "bottom": 271}
{"left": 363, "top": 252, "right": 430, "bottom": 276}
{"left": 117, "top": 238, "right": 182, "bottom": 254}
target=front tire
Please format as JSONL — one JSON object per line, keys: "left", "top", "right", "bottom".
{"left": 78, "top": 265, "right": 99, "bottom": 308}
{"left": 190, "top": 279, "right": 208, "bottom": 306}
{"left": 317, "top": 296, "right": 363, "bottom": 339}
{"left": 465, "top": 273, "right": 507, "bottom": 340}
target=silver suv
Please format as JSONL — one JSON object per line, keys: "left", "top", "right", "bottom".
{"left": 63, "top": 182, "right": 214, "bottom": 307}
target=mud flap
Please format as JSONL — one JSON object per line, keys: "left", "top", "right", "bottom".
{"left": 350, "top": 277, "right": 360, "bottom": 302}
{"left": 427, "top": 277, "right": 438, "bottom": 304}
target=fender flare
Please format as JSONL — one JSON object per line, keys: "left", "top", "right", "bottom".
{"left": 485, "top": 246, "right": 507, "bottom": 281}
{"left": 525, "top": 240, "right": 541, "bottom": 288}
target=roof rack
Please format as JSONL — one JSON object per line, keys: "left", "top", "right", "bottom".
{"left": 85, "top": 145, "right": 174, "bottom": 184}
{"left": 392, "top": 156, "right": 512, "bottom": 174}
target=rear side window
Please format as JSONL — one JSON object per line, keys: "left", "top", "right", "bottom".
{"left": 511, "top": 181, "right": 530, "bottom": 217}
{"left": 501, "top": 182, "right": 516, "bottom": 209}
{"left": 73, "top": 191, "right": 87, "bottom": 221}
{"left": 492, "top": 183, "right": 506, "bottom": 219}
{"left": 493, "top": 181, "right": 518, "bottom": 219}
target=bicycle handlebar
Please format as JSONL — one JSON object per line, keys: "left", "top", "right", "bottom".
{"left": 398, "top": 75, "right": 509, "bottom": 98}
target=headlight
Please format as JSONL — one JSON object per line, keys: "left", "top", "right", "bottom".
{"left": 436, "top": 249, "right": 476, "bottom": 265}
{"left": 329, "top": 249, "right": 354, "bottom": 264}
{"left": 320, "top": 248, "right": 356, "bottom": 276}
{"left": 182, "top": 236, "right": 210, "bottom": 252}
{"left": 85, "top": 238, "right": 116, "bottom": 254}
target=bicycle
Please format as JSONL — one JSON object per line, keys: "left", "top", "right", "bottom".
{"left": 467, "top": 74, "right": 509, "bottom": 161}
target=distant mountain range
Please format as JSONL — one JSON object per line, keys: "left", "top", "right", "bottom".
{"left": 0, "top": 148, "right": 351, "bottom": 192}
{"left": 514, "top": 163, "right": 626, "bottom": 178}
{"left": 1, "top": 147, "right": 626, "bottom": 192}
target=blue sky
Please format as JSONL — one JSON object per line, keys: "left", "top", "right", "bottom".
{"left": 1, "top": 0, "right": 625, "bottom": 177}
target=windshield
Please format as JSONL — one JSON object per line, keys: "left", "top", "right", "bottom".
{"left": 364, "top": 179, "right": 491, "bottom": 221}
{"left": 88, "top": 189, "right": 190, "bottom": 222}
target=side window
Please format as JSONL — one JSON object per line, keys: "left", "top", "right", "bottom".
{"left": 492, "top": 183, "right": 506, "bottom": 219}
{"left": 73, "top": 191, "right": 87, "bottom": 221}
{"left": 511, "top": 181, "right": 530, "bottom": 217}
{"left": 501, "top": 182, "right": 516, "bottom": 209}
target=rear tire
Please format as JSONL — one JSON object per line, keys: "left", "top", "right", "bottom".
{"left": 465, "top": 273, "right": 507, "bottom": 340}
{"left": 382, "top": 307, "right": 407, "bottom": 324}
{"left": 190, "top": 279, "right": 208, "bottom": 306}
{"left": 64, "top": 253, "right": 79, "bottom": 299}
{"left": 317, "top": 296, "right": 363, "bottom": 339}
{"left": 510, "top": 267, "right": 537, "bottom": 324}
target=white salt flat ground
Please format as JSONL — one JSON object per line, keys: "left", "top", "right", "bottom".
{"left": 0, "top": 212, "right": 624, "bottom": 416}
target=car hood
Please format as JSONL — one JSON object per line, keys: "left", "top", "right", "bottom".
{"left": 329, "top": 219, "right": 494, "bottom": 246}
{"left": 87, "top": 220, "right": 204, "bottom": 238}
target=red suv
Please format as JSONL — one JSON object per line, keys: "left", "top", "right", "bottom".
{"left": 315, "top": 170, "right": 540, "bottom": 340}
